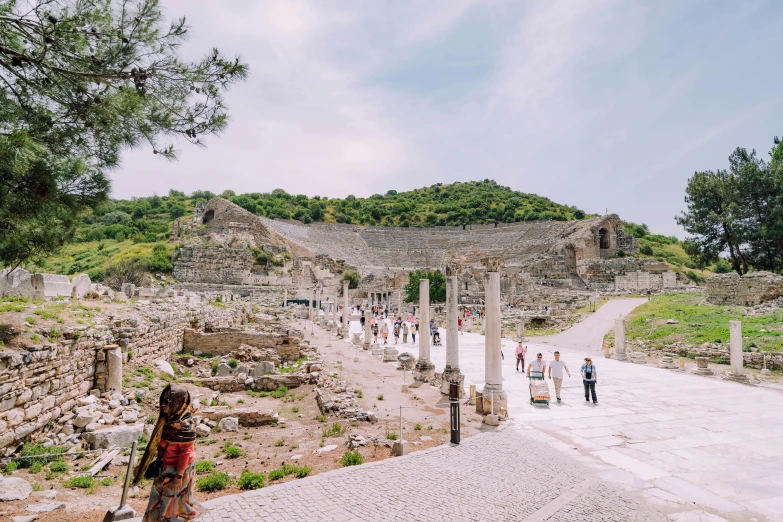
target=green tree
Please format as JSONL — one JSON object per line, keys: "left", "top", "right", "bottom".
{"left": 0, "top": 0, "right": 247, "bottom": 267}
{"left": 341, "top": 269, "right": 360, "bottom": 289}
{"left": 404, "top": 269, "right": 446, "bottom": 303}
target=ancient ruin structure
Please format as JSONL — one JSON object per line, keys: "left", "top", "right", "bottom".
{"left": 707, "top": 271, "right": 783, "bottom": 306}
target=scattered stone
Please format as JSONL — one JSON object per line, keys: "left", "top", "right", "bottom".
{"left": 0, "top": 477, "right": 33, "bottom": 501}
{"left": 316, "top": 444, "right": 338, "bottom": 454}
{"left": 26, "top": 501, "right": 65, "bottom": 513}
{"left": 291, "top": 455, "right": 303, "bottom": 461}
{"left": 12, "top": 515, "right": 38, "bottom": 522}
{"left": 665, "top": 319, "right": 679, "bottom": 324}
{"left": 81, "top": 424, "right": 143, "bottom": 450}
{"left": 154, "top": 359, "right": 175, "bottom": 377}
{"left": 218, "top": 417, "right": 239, "bottom": 432}
{"left": 195, "top": 424, "right": 212, "bottom": 437}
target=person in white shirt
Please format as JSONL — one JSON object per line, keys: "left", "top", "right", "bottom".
{"left": 526, "top": 353, "right": 546, "bottom": 378}
{"left": 547, "top": 351, "right": 571, "bottom": 403}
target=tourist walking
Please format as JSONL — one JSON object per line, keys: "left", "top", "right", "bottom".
{"left": 402, "top": 322, "right": 409, "bottom": 343}
{"left": 411, "top": 322, "right": 417, "bottom": 343}
{"left": 393, "top": 320, "right": 400, "bottom": 344}
{"left": 458, "top": 317, "right": 463, "bottom": 334}
{"left": 515, "top": 342, "right": 527, "bottom": 372}
{"left": 527, "top": 353, "right": 546, "bottom": 378}
{"left": 372, "top": 321, "right": 379, "bottom": 344}
{"left": 380, "top": 319, "right": 389, "bottom": 344}
{"left": 547, "top": 351, "right": 571, "bottom": 403}
{"left": 580, "top": 357, "right": 598, "bottom": 404}
{"left": 134, "top": 384, "right": 202, "bottom": 521}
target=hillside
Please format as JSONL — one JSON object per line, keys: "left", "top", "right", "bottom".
{"left": 22, "top": 180, "right": 705, "bottom": 281}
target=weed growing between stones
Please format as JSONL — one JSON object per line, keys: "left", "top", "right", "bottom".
{"left": 322, "top": 423, "right": 345, "bottom": 438}
{"left": 386, "top": 431, "right": 398, "bottom": 440}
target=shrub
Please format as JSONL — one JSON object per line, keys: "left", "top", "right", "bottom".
{"left": 386, "top": 431, "right": 398, "bottom": 440}
{"left": 49, "top": 460, "right": 68, "bottom": 474}
{"left": 211, "top": 360, "right": 220, "bottom": 375}
{"left": 102, "top": 259, "right": 146, "bottom": 291}
{"left": 100, "top": 477, "right": 114, "bottom": 486}
{"left": 64, "top": 476, "right": 95, "bottom": 489}
{"left": 228, "top": 358, "right": 238, "bottom": 369}
{"left": 29, "top": 462, "right": 43, "bottom": 474}
{"left": 238, "top": 469, "right": 266, "bottom": 490}
{"left": 3, "top": 460, "right": 18, "bottom": 475}
{"left": 341, "top": 451, "right": 364, "bottom": 467}
{"left": 274, "top": 439, "right": 285, "bottom": 447}
{"left": 354, "top": 389, "right": 363, "bottom": 398}
{"left": 224, "top": 446, "right": 244, "bottom": 459}
{"left": 377, "top": 394, "right": 384, "bottom": 401}
{"left": 196, "top": 472, "right": 231, "bottom": 492}
{"left": 414, "top": 424, "right": 422, "bottom": 431}
{"left": 268, "top": 464, "right": 311, "bottom": 481}
{"left": 195, "top": 460, "right": 215, "bottom": 474}
{"left": 270, "top": 385, "right": 288, "bottom": 399}
{"left": 316, "top": 415, "right": 327, "bottom": 423}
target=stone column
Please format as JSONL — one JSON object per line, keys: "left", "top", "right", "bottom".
{"left": 341, "top": 280, "right": 350, "bottom": 337}
{"left": 364, "top": 309, "right": 372, "bottom": 348}
{"left": 283, "top": 288, "right": 288, "bottom": 308}
{"left": 414, "top": 279, "right": 434, "bottom": 381}
{"left": 726, "top": 320, "right": 749, "bottom": 382}
{"left": 315, "top": 287, "right": 322, "bottom": 324}
{"left": 442, "top": 261, "right": 463, "bottom": 395}
{"left": 517, "top": 319, "right": 525, "bottom": 341}
{"left": 309, "top": 288, "right": 315, "bottom": 321}
{"left": 614, "top": 317, "right": 627, "bottom": 361}
{"left": 105, "top": 344, "right": 123, "bottom": 394}
{"left": 482, "top": 257, "right": 506, "bottom": 423}
{"left": 397, "top": 289, "right": 403, "bottom": 319}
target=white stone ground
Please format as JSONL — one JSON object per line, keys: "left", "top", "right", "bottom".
{"left": 388, "top": 298, "right": 783, "bottom": 521}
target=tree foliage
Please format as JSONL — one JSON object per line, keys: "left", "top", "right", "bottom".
{"left": 341, "top": 269, "right": 360, "bottom": 289}
{"left": 0, "top": 0, "right": 247, "bottom": 267}
{"left": 677, "top": 143, "right": 783, "bottom": 275}
{"left": 404, "top": 269, "right": 446, "bottom": 304}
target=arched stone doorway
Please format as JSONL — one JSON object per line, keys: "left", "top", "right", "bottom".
{"left": 202, "top": 210, "right": 215, "bottom": 224}
{"left": 598, "top": 228, "right": 610, "bottom": 250}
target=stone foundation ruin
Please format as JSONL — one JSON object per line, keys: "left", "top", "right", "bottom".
{"left": 707, "top": 271, "right": 783, "bottom": 306}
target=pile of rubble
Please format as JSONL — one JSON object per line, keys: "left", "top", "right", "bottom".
{"left": 315, "top": 374, "right": 377, "bottom": 422}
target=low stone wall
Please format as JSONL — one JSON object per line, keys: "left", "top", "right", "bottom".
{"left": 172, "top": 283, "right": 283, "bottom": 306}
{"left": 172, "top": 245, "right": 253, "bottom": 284}
{"left": 0, "top": 302, "right": 252, "bottom": 454}
{"left": 653, "top": 344, "right": 783, "bottom": 371}
{"left": 706, "top": 272, "right": 783, "bottom": 306}
{"left": 182, "top": 329, "right": 300, "bottom": 362}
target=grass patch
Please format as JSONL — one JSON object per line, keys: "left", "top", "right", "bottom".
{"left": 3, "top": 461, "right": 18, "bottom": 475}
{"left": 64, "top": 476, "right": 94, "bottom": 489}
{"left": 341, "top": 450, "right": 364, "bottom": 467}
{"left": 18, "top": 443, "right": 67, "bottom": 468}
{"left": 195, "top": 472, "right": 231, "bottom": 492}
{"left": 414, "top": 424, "right": 422, "bottom": 431}
{"left": 195, "top": 460, "right": 215, "bottom": 474}
{"left": 377, "top": 394, "right": 384, "bottom": 401}
{"left": 223, "top": 442, "right": 244, "bottom": 459}
{"left": 237, "top": 469, "right": 266, "bottom": 490}
{"left": 322, "top": 423, "right": 346, "bottom": 438}
{"left": 607, "top": 292, "right": 783, "bottom": 352}
{"left": 267, "top": 464, "right": 311, "bottom": 481}
{"left": 386, "top": 431, "right": 398, "bottom": 440}
{"left": 316, "top": 414, "right": 327, "bottom": 423}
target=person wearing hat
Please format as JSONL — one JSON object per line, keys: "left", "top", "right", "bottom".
{"left": 581, "top": 357, "right": 598, "bottom": 404}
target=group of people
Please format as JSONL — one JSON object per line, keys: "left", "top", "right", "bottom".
{"left": 515, "top": 342, "right": 598, "bottom": 404}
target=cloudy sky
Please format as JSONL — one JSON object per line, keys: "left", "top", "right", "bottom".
{"left": 112, "top": 0, "right": 783, "bottom": 236}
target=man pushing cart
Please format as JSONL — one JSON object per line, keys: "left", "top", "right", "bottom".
{"left": 527, "top": 352, "right": 550, "bottom": 406}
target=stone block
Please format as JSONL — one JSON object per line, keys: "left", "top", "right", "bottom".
{"left": 70, "top": 273, "right": 91, "bottom": 298}
{"left": 121, "top": 283, "right": 135, "bottom": 297}
{"left": 252, "top": 362, "right": 275, "bottom": 378}
{"left": 81, "top": 424, "right": 143, "bottom": 450}
{"left": 0, "top": 477, "right": 33, "bottom": 501}
{"left": 31, "top": 273, "right": 71, "bottom": 299}
{"left": 218, "top": 417, "right": 239, "bottom": 432}
{"left": 0, "top": 268, "right": 34, "bottom": 299}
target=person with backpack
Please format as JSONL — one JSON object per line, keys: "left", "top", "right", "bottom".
{"left": 372, "top": 321, "right": 379, "bottom": 344}
{"left": 393, "top": 320, "right": 401, "bottom": 344}
{"left": 581, "top": 357, "right": 598, "bottom": 404}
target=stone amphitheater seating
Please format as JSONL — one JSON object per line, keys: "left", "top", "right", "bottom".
{"left": 261, "top": 218, "right": 580, "bottom": 270}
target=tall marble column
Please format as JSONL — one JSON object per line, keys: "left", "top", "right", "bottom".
{"left": 414, "top": 278, "right": 435, "bottom": 381}
{"left": 309, "top": 288, "right": 315, "bottom": 321}
{"left": 442, "top": 261, "right": 464, "bottom": 394}
{"left": 397, "top": 289, "right": 403, "bottom": 319}
{"left": 315, "top": 287, "right": 321, "bottom": 324}
{"left": 283, "top": 288, "right": 288, "bottom": 308}
{"left": 614, "top": 317, "right": 627, "bottom": 361}
{"left": 726, "top": 320, "right": 749, "bottom": 382}
{"left": 481, "top": 257, "right": 506, "bottom": 421}
{"left": 341, "top": 280, "right": 350, "bottom": 337}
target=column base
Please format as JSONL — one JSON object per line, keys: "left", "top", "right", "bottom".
{"left": 413, "top": 361, "right": 435, "bottom": 382}
{"left": 692, "top": 368, "right": 714, "bottom": 376}
{"left": 392, "top": 440, "right": 409, "bottom": 456}
{"left": 440, "top": 366, "right": 464, "bottom": 396}
{"left": 480, "top": 385, "right": 507, "bottom": 417}
{"left": 724, "top": 372, "right": 750, "bottom": 383}
{"left": 761, "top": 369, "right": 772, "bottom": 376}
{"left": 382, "top": 347, "right": 399, "bottom": 362}
{"left": 483, "top": 414, "right": 500, "bottom": 426}
{"left": 613, "top": 353, "right": 628, "bottom": 361}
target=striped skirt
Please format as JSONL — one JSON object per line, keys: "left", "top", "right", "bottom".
{"left": 142, "top": 462, "right": 204, "bottom": 522}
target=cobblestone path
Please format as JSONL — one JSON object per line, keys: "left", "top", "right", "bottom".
{"left": 194, "top": 424, "right": 666, "bottom": 522}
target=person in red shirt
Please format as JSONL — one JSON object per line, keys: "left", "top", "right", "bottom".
{"left": 134, "top": 384, "right": 202, "bottom": 521}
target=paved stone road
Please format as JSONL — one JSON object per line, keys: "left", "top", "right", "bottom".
{"left": 194, "top": 424, "right": 666, "bottom": 522}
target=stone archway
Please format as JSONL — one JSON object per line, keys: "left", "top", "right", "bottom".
{"left": 202, "top": 210, "right": 215, "bottom": 224}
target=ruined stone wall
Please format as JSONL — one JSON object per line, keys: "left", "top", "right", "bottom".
{"left": 172, "top": 283, "right": 283, "bottom": 306}
{"left": 578, "top": 257, "right": 661, "bottom": 284}
{"left": 0, "top": 302, "right": 251, "bottom": 453}
{"left": 615, "top": 270, "right": 678, "bottom": 291}
{"left": 181, "top": 329, "right": 300, "bottom": 361}
{"left": 706, "top": 272, "right": 783, "bottom": 306}
{"left": 172, "top": 245, "right": 253, "bottom": 284}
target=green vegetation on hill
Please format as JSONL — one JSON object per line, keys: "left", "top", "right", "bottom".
{"left": 623, "top": 222, "right": 714, "bottom": 281}
{"left": 605, "top": 293, "right": 783, "bottom": 353}
{"left": 226, "top": 180, "right": 587, "bottom": 226}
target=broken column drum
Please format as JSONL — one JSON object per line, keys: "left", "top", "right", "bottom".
{"left": 613, "top": 317, "right": 627, "bottom": 361}
{"left": 726, "top": 320, "right": 749, "bottom": 383}
{"left": 414, "top": 278, "right": 435, "bottom": 381}
{"left": 105, "top": 344, "right": 123, "bottom": 394}
{"left": 481, "top": 257, "right": 507, "bottom": 416}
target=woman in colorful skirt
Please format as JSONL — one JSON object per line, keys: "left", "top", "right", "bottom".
{"left": 133, "top": 383, "right": 203, "bottom": 521}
